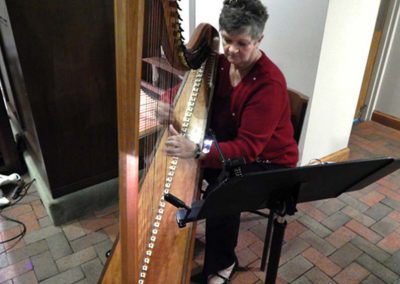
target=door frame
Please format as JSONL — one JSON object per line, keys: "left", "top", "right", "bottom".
{"left": 362, "top": 0, "right": 400, "bottom": 121}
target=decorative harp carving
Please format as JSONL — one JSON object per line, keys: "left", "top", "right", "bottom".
{"left": 99, "top": 0, "right": 219, "bottom": 283}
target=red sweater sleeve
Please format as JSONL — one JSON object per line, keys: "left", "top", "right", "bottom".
{"left": 160, "top": 84, "right": 181, "bottom": 104}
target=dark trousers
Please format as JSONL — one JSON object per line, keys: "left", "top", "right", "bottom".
{"left": 202, "top": 162, "right": 288, "bottom": 276}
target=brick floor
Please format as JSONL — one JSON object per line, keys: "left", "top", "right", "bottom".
{"left": 0, "top": 183, "right": 118, "bottom": 284}
{"left": 0, "top": 121, "right": 399, "bottom": 283}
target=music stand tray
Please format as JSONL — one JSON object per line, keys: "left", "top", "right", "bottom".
{"left": 166, "top": 157, "right": 400, "bottom": 283}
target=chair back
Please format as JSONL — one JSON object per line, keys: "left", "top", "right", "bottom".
{"left": 288, "top": 89, "right": 309, "bottom": 143}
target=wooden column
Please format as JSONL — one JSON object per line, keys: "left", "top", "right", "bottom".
{"left": 115, "top": 0, "right": 144, "bottom": 283}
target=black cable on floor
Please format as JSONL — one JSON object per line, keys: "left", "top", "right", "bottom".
{"left": 0, "top": 212, "right": 26, "bottom": 244}
{"left": 0, "top": 178, "right": 35, "bottom": 245}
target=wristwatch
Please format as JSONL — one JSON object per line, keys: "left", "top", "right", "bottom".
{"left": 194, "top": 138, "right": 213, "bottom": 159}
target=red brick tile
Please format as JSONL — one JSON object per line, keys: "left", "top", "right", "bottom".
{"left": 349, "top": 135, "right": 377, "bottom": 153}
{"left": 359, "top": 191, "right": 385, "bottom": 207}
{"left": 302, "top": 247, "right": 340, "bottom": 277}
{"left": 3, "top": 238, "right": 26, "bottom": 251}
{"left": 389, "top": 211, "right": 400, "bottom": 223}
{"left": 378, "top": 186, "right": 400, "bottom": 202}
{"left": 275, "top": 276, "right": 288, "bottom": 284}
{"left": 377, "top": 231, "right": 400, "bottom": 253}
{"left": 236, "top": 247, "right": 258, "bottom": 267}
{"left": 247, "top": 259, "right": 261, "bottom": 273}
{"left": 284, "top": 220, "right": 307, "bottom": 242}
{"left": 377, "top": 177, "right": 399, "bottom": 191}
{"left": 31, "top": 200, "right": 47, "bottom": 219}
{"left": 0, "top": 259, "right": 33, "bottom": 283}
{"left": 17, "top": 213, "right": 40, "bottom": 233}
{"left": 0, "top": 219, "right": 7, "bottom": 232}
{"left": 345, "top": 220, "right": 382, "bottom": 243}
{"left": 231, "top": 270, "right": 259, "bottom": 284}
{"left": 326, "top": 226, "right": 356, "bottom": 248}
{"left": 248, "top": 241, "right": 264, "bottom": 258}
{"left": 80, "top": 213, "right": 116, "bottom": 233}
{"left": 94, "top": 204, "right": 118, "bottom": 218}
{"left": 236, "top": 230, "right": 259, "bottom": 250}
{"left": 297, "top": 203, "right": 327, "bottom": 222}
{"left": 103, "top": 223, "right": 119, "bottom": 242}
{"left": 2, "top": 204, "right": 32, "bottom": 218}
{"left": 0, "top": 226, "right": 25, "bottom": 250}
{"left": 334, "top": 263, "right": 369, "bottom": 284}
{"left": 246, "top": 259, "right": 276, "bottom": 284}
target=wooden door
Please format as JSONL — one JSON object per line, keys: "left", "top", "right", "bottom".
{"left": 354, "top": 1, "right": 390, "bottom": 120}
{"left": 0, "top": 86, "right": 21, "bottom": 174}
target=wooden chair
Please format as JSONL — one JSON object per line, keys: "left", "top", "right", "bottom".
{"left": 288, "top": 88, "right": 309, "bottom": 144}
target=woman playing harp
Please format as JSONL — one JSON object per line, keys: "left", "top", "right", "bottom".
{"left": 162, "top": 1, "right": 299, "bottom": 283}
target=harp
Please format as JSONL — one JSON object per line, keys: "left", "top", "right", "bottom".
{"left": 99, "top": 0, "right": 219, "bottom": 283}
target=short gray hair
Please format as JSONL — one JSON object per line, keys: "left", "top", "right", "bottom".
{"left": 219, "top": 0, "right": 269, "bottom": 39}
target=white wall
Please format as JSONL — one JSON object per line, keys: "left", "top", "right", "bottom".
{"left": 194, "top": 0, "right": 223, "bottom": 30}
{"left": 192, "top": 0, "right": 328, "bottom": 97}
{"left": 300, "top": 0, "right": 381, "bottom": 164}
{"left": 262, "top": 0, "right": 328, "bottom": 97}
{"left": 374, "top": 6, "right": 400, "bottom": 118}
{"left": 179, "top": 0, "right": 191, "bottom": 43}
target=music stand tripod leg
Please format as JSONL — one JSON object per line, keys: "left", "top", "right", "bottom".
{"left": 261, "top": 211, "right": 275, "bottom": 271}
{"left": 265, "top": 212, "right": 287, "bottom": 284}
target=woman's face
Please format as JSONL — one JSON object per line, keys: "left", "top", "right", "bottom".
{"left": 221, "top": 30, "right": 262, "bottom": 69}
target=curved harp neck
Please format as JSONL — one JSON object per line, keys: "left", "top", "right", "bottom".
{"left": 160, "top": 0, "right": 219, "bottom": 70}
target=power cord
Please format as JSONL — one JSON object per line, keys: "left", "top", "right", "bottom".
{"left": 0, "top": 213, "right": 26, "bottom": 244}
{"left": 0, "top": 179, "right": 35, "bottom": 245}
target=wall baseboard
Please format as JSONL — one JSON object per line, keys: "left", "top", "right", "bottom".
{"left": 320, "top": 147, "right": 350, "bottom": 163}
{"left": 372, "top": 111, "right": 400, "bottom": 131}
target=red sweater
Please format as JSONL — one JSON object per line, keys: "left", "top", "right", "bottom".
{"left": 201, "top": 52, "right": 299, "bottom": 168}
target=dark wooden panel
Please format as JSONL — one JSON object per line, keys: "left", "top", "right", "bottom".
{"left": 3, "top": 0, "right": 117, "bottom": 197}
{"left": 0, "top": 89, "right": 21, "bottom": 174}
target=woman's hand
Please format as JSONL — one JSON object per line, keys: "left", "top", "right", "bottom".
{"left": 164, "top": 125, "right": 197, "bottom": 159}
{"left": 156, "top": 101, "right": 173, "bottom": 125}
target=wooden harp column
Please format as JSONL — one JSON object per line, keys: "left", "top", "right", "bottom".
{"left": 100, "top": 0, "right": 219, "bottom": 283}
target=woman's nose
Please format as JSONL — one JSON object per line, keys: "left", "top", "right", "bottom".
{"left": 229, "top": 44, "right": 239, "bottom": 53}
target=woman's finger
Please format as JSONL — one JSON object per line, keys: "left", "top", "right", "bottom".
{"left": 169, "top": 124, "right": 180, "bottom": 136}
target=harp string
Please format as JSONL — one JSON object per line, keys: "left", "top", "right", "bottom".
{"left": 139, "top": 0, "right": 187, "bottom": 272}
{"left": 137, "top": 0, "right": 217, "bottom": 282}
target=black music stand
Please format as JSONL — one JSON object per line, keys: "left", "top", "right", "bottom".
{"left": 165, "top": 157, "right": 400, "bottom": 284}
